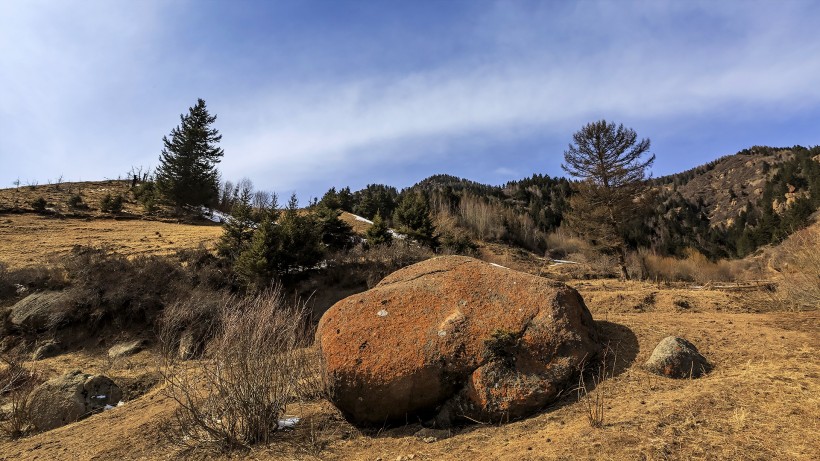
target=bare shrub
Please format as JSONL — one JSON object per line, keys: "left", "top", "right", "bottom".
{"left": 0, "top": 353, "right": 40, "bottom": 438}
{"left": 636, "top": 248, "right": 739, "bottom": 283}
{"left": 329, "top": 241, "right": 432, "bottom": 288}
{"left": 773, "top": 226, "right": 820, "bottom": 309}
{"left": 545, "top": 230, "right": 588, "bottom": 259}
{"left": 0, "top": 262, "right": 65, "bottom": 302}
{"left": 160, "top": 286, "right": 325, "bottom": 451}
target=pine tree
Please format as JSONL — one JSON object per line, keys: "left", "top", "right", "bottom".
{"left": 276, "top": 194, "right": 323, "bottom": 274}
{"left": 217, "top": 187, "right": 256, "bottom": 261}
{"left": 315, "top": 204, "right": 355, "bottom": 250}
{"left": 235, "top": 205, "right": 282, "bottom": 290}
{"left": 155, "top": 98, "right": 224, "bottom": 210}
{"left": 562, "top": 120, "right": 654, "bottom": 280}
{"left": 365, "top": 212, "right": 392, "bottom": 246}
{"left": 393, "top": 191, "right": 437, "bottom": 247}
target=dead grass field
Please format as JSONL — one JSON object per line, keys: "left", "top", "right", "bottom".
{"left": 0, "top": 183, "right": 817, "bottom": 460}
{"left": 0, "top": 181, "right": 142, "bottom": 215}
{"left": 1, "top": 306, "right": 816, "bottom": 460}
{"left": 0, "top": 214, "right": 222, "bottom": 269}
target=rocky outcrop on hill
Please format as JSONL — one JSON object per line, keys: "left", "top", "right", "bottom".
{"left": 644, "top": 336, "right": 712, "bottom": 378}
{"left": 28, "top": 370, "right": 122, "bottom": 431}
{"left": 317, "top": 256, "right": 601, "bottom": 426}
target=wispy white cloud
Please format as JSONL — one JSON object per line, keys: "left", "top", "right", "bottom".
{"left": 221, "top": 1, "right": 820, "bottom": 190}
{"left": 2, "top": 0, "right": 819, "bottom": 197}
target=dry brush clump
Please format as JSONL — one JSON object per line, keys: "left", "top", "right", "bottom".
{"left": 160, "top": 286, "right": 325, "bottom": 451}
{"left": 630, "top": 248, "right": 741, "bottom": 283}
{"left": 772, "top": 225, "right": 820, "bottom": 309}
{"left": 0, "top": 353, "right": 41, "bottom": 439}
{"left": 327, "top": 241, "right": 432, "bottom": 288}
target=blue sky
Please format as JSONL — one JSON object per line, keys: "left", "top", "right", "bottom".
{"left": 2, "top": 0, "right": 819, "bottom": 201}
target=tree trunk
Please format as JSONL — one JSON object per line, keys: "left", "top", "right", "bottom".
{"left": 617, "top": 245, "right": 630, "bottom": 281}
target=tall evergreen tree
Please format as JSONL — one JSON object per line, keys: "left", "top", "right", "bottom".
{"left": 393, "top": 191, "right": 437, "bottom": 247}
{"left": 365, "top": 212, "right": 392, "bottom": 247}
{"left": 216, "top": 187, "right": 257, "bottom": 261}
{"left": 156, "top": 98, "right": 224, "bottom": 210}
{"left": 562, "top": 120, "right": 655, "bottom": 280}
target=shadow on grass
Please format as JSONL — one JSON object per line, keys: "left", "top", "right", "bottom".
{"left": 595, "top": 320, "right": 640, "bottom": 377}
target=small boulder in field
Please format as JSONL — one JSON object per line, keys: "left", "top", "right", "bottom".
{"left": 644, "top": 336, "right": 712, "bottom": 378}
{"left": 9, "top": 291, "right": 72, "bottom": 332}
{"left": 28, "top": 370, "right": 122, "bottom": 431}
{"left": 108, "top": 339, "right": 146, "bottom": 359}
{"left": 31, "top": 340, "right": 62, "bottom": 360}
{"left": 317, "top": 255, "right": 601, "bottom": 426}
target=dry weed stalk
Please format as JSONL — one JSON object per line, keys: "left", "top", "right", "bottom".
{"left": 0, "top": 353, "right": 38, "bottom": 438}
{"left": 576, "top": 344, "right": 616, "bottom": 428}
{"left": 160, "top": 286, "right": 325, "bottom": 451}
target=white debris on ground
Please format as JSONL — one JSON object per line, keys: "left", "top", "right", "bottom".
{"left": 277, "top": 417, "right": 300, "bottom": 429}
{"left": 388, "top": 229, "right": 406, "bottom": 239}
{"left": 200, "top": 207, "right": 231, "bottom": 223}
{"left": 103, "top": 401, "right": 125, "bottom": 411}
{"left": 489, "top": 263, "right": 507, "bottom": 269}
{"left": 351, "top": 213, "right": 406, "bottom": 239}
{"left": 549, "top": 259, "right": 579, "bottom": 266}
{"left": 352, "top": 214, "right": 373, "bottom": 224}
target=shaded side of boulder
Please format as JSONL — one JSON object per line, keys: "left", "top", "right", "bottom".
{"left": 9, "top": 291, "right": 72, "bottom": 332}
{"left": 108, "top": 339, "right": 147, "bottom": 359}
{"left": 644, "top": 336, "right": 712, "bottom": 378}
{"left": 28, "top": 370, "right": 122, "bottom": 431}
{"left": 317, "top": 255, "right": 601, "bottom": 426}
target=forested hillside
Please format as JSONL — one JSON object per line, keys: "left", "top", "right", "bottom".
{"left": 315, "top": 145, "right": 820, "bottom": 260}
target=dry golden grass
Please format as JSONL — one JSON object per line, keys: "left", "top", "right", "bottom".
{"left": 0, "top": 214, "right": 222, "bottom": 269}
{"left": 0, "top": 182, "right": 817, "bottom": 460}
{"left": 1, "top": 308, "right": 816, "bottom": 460}
{"left": 0, "top": 180, "right": 143, "bottom": 215}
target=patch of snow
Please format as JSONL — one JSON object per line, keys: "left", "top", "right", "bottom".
{"left": 201, "top": 207, "right": 231, "bottom": 223}
{"left": 94, "top": 395, "right": 107, "bottom": 399}
{"left": 278, "top": 417, "right": 300, "bottom": 429}
{"left": 549, "top": 259, "right": 579, "bottom": 265}
{"left": 489, "top": 263, "right": 507, "bottom": 269}
{"left": 352, "top": 214, "right": 374, "bottom": 225}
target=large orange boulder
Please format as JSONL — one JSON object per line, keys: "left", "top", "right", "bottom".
{"left": 317, "top": 256, "right": 600, "bottom": 426}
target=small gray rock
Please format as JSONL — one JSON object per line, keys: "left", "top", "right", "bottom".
{"left": 644, "top": 336, "right": 712, "bottom": 379}
{"left": 28, "top": 370, "right": 122, "bottom": 431}
{"left": 108, "top": 339, "right": 146, "bottom": 359}
{"left": 31, "top": 340, "right": 62, "bottom": 360}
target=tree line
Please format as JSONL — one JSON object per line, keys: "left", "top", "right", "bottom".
{"left": 145, "top": 99, "right": 820, "bottom": 285}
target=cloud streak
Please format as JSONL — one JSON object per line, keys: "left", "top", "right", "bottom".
{"left": 2, "top": 0, "right": 819, "bottom": 198}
